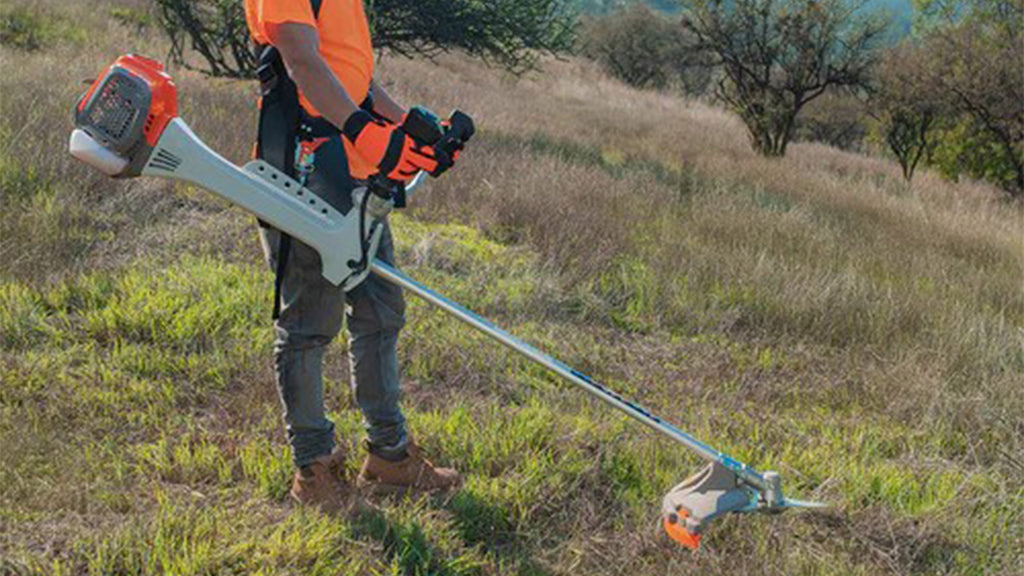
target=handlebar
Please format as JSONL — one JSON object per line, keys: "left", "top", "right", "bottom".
{"left": 368, "top": 109, "right": 475, "bottom": 204}
{"left": 406, "top": 171, "right": 428, "bottom": 195}
{"left": 433, "top": 110, "right": 475, "bottom": 173}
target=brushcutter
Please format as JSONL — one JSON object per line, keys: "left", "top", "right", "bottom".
{"left": 69, "top": 55, "right": 825, "bottom": 549}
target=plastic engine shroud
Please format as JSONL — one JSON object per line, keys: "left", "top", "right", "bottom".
{"left": 74, "top": 54, "right": 178, "bottom": 177}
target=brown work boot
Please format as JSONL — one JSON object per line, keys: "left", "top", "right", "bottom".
{"left": 290, "top": 449, "right": 362, "bottom": 514}
{"left": 357, "top": 440, "right": 462, "bottom": 495}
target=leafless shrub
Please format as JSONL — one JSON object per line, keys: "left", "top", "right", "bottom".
{"left": 793, "top": 91, "right": 868, "bottom": 151}
{"left": 581, "top": 4, "right": 709, "bottom": 94}
{"left": 682, "top": 0, "right": 887, "bottom": 156}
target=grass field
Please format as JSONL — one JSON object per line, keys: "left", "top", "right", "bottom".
{"left": 1, "top": 1, "right": 1022, "bottom": 574}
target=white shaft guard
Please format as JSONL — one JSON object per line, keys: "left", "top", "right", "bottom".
{"left": 140, "top": 118, "right": 381, "bottom": 290}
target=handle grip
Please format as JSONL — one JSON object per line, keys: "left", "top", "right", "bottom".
{"left": 432, "top": 110, "right": 475, "bottom": 176}
{"left": 370, "top": 110, "right": 475, "bottom": 201}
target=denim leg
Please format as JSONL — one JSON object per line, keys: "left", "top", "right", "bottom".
{"left": 260, "top": 226, "right": 344, "bottom": 468}
{"left": 346, "top": 220, "right": 408, "bottom": 458}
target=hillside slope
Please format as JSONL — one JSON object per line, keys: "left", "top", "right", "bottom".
{"left": 1, "top": 1, "right": 1021, "bottom": 575}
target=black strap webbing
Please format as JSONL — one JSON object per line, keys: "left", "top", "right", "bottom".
{"left": 257, "top": 45, "right": 299, "bottom": 320}
{"left": 263, "top": 0, "right": 324, "bottom": 320}
{"left": 271, "top": 234, "right": 291, "bottom": 319}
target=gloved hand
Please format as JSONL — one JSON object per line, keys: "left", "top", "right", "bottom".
{"left": 401, "top": 106, "right": 469, "bottom": 177}
{"left": 343, "top": 109, "right": 440, "bottom": 181}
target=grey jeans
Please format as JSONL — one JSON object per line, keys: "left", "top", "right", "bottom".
{"left": 260, "top": 223, "right": 409, "bottom": 467}
{"left": 257, "top": 127, "right": 409, "bottom": 467}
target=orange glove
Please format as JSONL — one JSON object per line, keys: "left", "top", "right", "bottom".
{"left": 343, "top": 110, "right": 439, "bottom": 181}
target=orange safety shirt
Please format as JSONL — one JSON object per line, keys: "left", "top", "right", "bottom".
{"left": 245, "top": 0, "right": 375, "bottom": 177}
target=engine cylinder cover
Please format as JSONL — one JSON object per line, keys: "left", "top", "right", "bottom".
{"left": 73, "top": 55, "right": 178, "bottom": 177}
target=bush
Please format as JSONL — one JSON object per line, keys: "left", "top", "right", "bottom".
{"left": 110, "top": 6, "right": 154, "bottom": 34}
{"left": 0, "top": 6, "right": 46, "bottom": 51}
{"left": 155, "top": 0, "right": 256, "bottom": 78}
{"left": 581, "top": 4, "right": 708, "bottom": 93}
{"left": 929, "top": 118, "right": 1021, "bottom": 192}
{"left": 0, "top": 5, "right": 86, "bottom": 52}
{"left": 367, "top": 0, "right": 576, "bottom": 73}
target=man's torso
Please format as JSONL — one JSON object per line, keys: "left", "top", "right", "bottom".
{"left": 245, "top": 0, "right": 375, "bottom": 176}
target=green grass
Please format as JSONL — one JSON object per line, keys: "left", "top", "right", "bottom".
{"left": 0, "top": 3, "right": 86, "bottom": 51}
{"left": 2, "top": 217, "right": 1019, "bottom": 574}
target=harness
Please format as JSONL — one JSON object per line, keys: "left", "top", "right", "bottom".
{"left": 254, "top": 0, "right": 376, "bottom": 319}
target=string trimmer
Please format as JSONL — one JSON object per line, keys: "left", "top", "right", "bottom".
{"left": 69, "top": 55, "right": 824, "bottom": 549}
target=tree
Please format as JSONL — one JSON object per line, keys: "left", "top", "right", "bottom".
{"left": 157, "top": 0, "right": 255, "bottom": 78}
{"left": 154, "top": 0, "right": 577, "bottom": 78}
{"left": 682, "top": 0, "right": 887, "bottom": 156}
{"left": 912, "top": 0, "right": 1021, "bottom": 31}
{"left": 916, "top": 0, "right": 1023, "bottom": 197}
{"left": 581, "top": 3, "right": 708, "bottom": 93}
{"left": 866, "top": 42, "right": 942, "bottom": 181}
{"left": 793, "top": 90, "right": 868, "bottom": 151}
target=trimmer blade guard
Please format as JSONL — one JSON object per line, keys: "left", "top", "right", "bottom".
{"left": 71, "top": 54, "right": 177, "bottom": 177}
{"left": 661, "top": 463, "right": 825, "bottom": 549}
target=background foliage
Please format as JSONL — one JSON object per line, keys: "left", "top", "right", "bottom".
{"left": 577, "top": 0, "right": 1021, "bottom": 196}
{"left": 580, "top": 3, "right": 707, "bottom": 93}
{"left": 155, "top": 0, "right": 576, "bottom": 77}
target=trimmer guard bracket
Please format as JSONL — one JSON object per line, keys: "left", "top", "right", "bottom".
{"left": 662, "top": 462, "right": 826, "bottom": 549}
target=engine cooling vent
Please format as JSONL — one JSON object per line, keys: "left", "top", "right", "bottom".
{"left": 77, "top": 69, "right": 151, "bottom": 154}
{"left": 146, "top": 148, "right": 182, "bottom": 173}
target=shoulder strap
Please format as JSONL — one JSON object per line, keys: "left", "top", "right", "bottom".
{"left": 257, "top": 0, "right": 324, "bottom": 321}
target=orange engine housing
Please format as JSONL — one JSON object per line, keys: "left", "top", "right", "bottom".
{"left": 77, "top": 54, "right": 178, "bottom": 148}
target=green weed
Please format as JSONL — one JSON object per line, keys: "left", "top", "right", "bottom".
{"left": 0, "top": 5, "right": 86, "bottom": 51}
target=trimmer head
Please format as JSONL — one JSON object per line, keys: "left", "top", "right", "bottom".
{"left": 661, "top": 462, "right": 826, "bottom": 549}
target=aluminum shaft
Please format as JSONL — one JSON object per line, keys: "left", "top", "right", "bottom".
{"left": 369, "top": 259, "right": 769, "bottom": 491}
